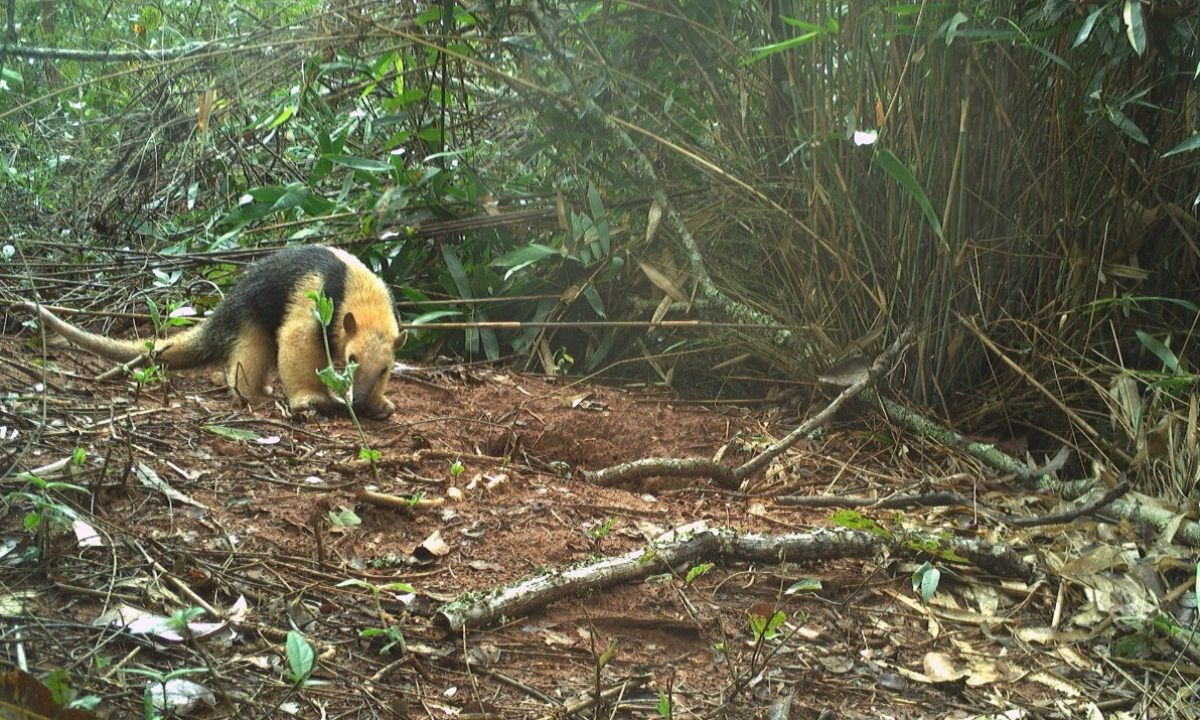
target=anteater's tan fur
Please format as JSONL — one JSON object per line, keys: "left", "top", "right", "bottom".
{"left": 23, "top": 246, "right": 405, "bottom": 419}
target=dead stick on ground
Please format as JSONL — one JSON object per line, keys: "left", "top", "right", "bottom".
{"left": 581, "top": 327, "right": 913, "bottom": 489}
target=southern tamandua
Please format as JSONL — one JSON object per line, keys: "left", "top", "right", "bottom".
{"left": 22, "top": 245, "right": 406, "bottom": 419}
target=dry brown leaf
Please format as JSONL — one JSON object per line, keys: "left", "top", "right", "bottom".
{"left": 0, "top": 668, "right": 100, "bottom": 720}
{"left": 637, "top": 259, "right": 687, "bottom": 302}
{"left": 645, "top": 201, "right": 662, "bottom": 242}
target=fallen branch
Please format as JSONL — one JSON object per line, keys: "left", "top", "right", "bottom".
{"left": 581, "top": 328, "right": 913, "bottom": 490}
{"left": 863, "top": 389, "right": 1052, "bottom": 484}
{"left": 435, "top": 521, "right": 1033, "bottom": 631}
{"left": 777, "top": 479, "right": 1132, "bottom": 528}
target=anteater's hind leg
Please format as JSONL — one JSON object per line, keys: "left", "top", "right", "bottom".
{"left": 276, "top": 302, "right": 342, "bottom": 416}
{"left": 223, "top": 323, "right": 275, "bottom": 406}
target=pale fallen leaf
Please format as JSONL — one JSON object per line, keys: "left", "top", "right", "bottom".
{"left": 147, "top": 678, "right": 216, "bottom": 714}
{"left": 818, "top": 356, "right": 870, "bottom": 386}
{"left": 923, "top": 652, "right": 967, "bottom": 683}
{"left": 816, "top": 654, "right": 853, "bottom": 674}
{"left": 73, "top": 519, "right": 103, "bottom": 547}
{"left": 637, "top": 259, "right": 687, "bottom": 302}
{"left": 136, "top": 463, "right": 207, "bottom": 510}
{"left": 645, "top": 201, "right": 662, "bottom": 242}
{"left": 420, "top": 530, "right": 450, "bottom": 557}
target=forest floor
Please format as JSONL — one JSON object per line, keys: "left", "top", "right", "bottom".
{"left": 0, "top": 332, "right": 1174, "bottom": 719}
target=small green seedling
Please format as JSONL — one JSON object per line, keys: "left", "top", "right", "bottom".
{"left": 9, "top": 470, "right": 90, "bottom": 563}
{"left": 749, "top": 608, "right": 786, "bottom": 642}
{"left": 328, "top": 507, "right": 362, "bottom": 527}
{"left": 166, "top": 606, "right": 205, "bottom": 633}
{"left": 335, "top": 579, "right": 415, "bottom": 656}
{"left": 655, "top": 689, "right": 672, "bottom": 719}
{"left": 124, "top": 666, "right": 208, "bottom": 720}
{"left": 44, "top": 668, "right": 101, "bottom": 711}
{"left": 911, "top": 561, "right": 941, "bottom": 604}
{"left": 449, "top": 459, "right": 465, "bottom": 477}
{"left": 286, "top": 630, "right": 315, "bottom": 684}
{"left": 588, "top": 517, "right": 619, "bottom": 542}
{"left": 307, "top": 288, "right": 380, "bottom": 466}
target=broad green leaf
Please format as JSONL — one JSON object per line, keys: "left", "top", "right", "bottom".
{"left": 286, "top": 631, "right": 315, "bottom": 682}
{"left": 1163, "top": 133, "right": 1200, "bottom": 158}
{"left": 945, "top": 11, "right": 969, "bottom": 45}
{"left": 785, "top": 578, "right": 823, "bottom": 594}
{"left": 1, "top": 66, "right": 22, "bottom": 87}
{"left": 581, "top": 284, "right": 607, "bottom": 318}
{"left": 266, "top": 103, "right": 295, "bottom": 130}
{"left": 1107, "top": 108, "right": 1148, "bottom": 145}
{"left": 874, "top": 150, "right": 945, "bottom": 246}
{"left": 441, "top": 246, "right": 473, "bottom": 300}
{"left": 411, "top": 309, "right": 463, "bottom": 324}
{"left": 1073, "top": 6, "right": 1103, "bottom": 48}
{"left": 743, "top": 32, "right": 826, "bottom": 65}
{"left": 323, "top": 154, "right": 392, "bottom": 172}
{"left": 1122, "top": 0, "right": 1145, "bottom": 56}
{"left": 913, "top": 562, "right": 941, "bottom": 604}
{"left": 491, "top": 244, "right": 561, "bottom": 279}
{"left": 686, "top": 562, "right": 715, "bottom": 583}
{"left": 203, "top": 425, "right": 260, "bottom": 441}
{"left": 587, "top": 183, "right": 611, "bottom": 256}
{"left": 328, "top": 508, "right": 361, "bottom": 527}
{"left": 1135, "top": 331, "right": 1181, "bottom": 374}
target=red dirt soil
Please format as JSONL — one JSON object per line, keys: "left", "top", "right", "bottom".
{"left": 1, "top": 334, "right": 1074, "bottom": 719}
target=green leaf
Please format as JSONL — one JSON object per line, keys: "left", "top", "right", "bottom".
{"left": 286, "top": 630, "right": 315, "bottom": 683}
{"left": 829, "top": 509, "right": 894, "bottom": 541}
{"left": 912, "top": 562, "right": 941, "bottom": 604}
{"left": 265, "top": 103, "right": 295, "bottom": 130}
{"left": 874, "top": 150, "right": 945, "bottom": 246}
{"left": 581, "top": 284, "right": 607, "bottom": 319}
{"left": 685, "top": 562, "right": 715, "bottom": 583}
{"left": 491, "top": 243, "right": 562, "bottom": 279}
{"left": 1163, "top": 133, "right": 1200, "bottom": 158}
{"left": 323, "top": 154, "right": 393, "bottom": 172}
{"left": 1122, "top": 0, "right": 1145, "bottom": 56}
{"left": 749, "top": 609, "right": 787, "bottom": 640}
{"left": 656, "top": 690, "right": 672, "bottom": 718}
{"left": 945, "top": 11, "right": 969, "bottom": 45}
{"left": 328, "top": 508, "right": 361, "bottom": 527}
{"left": 410, "top": 309, "right": 463, "bottom": 324}
{"left": 587, "top": 182, "right": 611, "bottom": 256}
{"left": 441, "top": 246, "right": 473, "bottom": 300}
{"left": 1073, "top": 6, "right": 1103, "bottom": 48}
{"left": 203, "top": 425, "right": 260, "bottom": 442}
{"left": 743, "top": 31, "right": 827, "bottom": 65}
{"left": 1, "top": 66, "right": 23, "bottom": 87}
{"left": 784, "top": 578, "right": 823, "bottom": 594}
{"left": 316, "top": 365, "right": 353, "bottom": 395}
{"left": 306, "top": 289, "right": 334, "bottom": 326}
{"left": 1135, "top": 331, "right": 1181, "bottom": 374}
{"left": 597, "top": 639, "right": 618, "bottom": 668}
{"left": 1107, "top": 107, "right": 1148, "bottom": 145}
{"left": 44, "top": 669, "right": 73, "bottom": 707}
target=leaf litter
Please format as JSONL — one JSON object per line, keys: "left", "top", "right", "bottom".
{"left": 0, "top": 334, "right": 1192, "bottom": 718}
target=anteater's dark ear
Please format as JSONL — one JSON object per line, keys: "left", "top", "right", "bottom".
{"left": 342, "top": 311, "right": 358, "bottom": 337}
{"left": 394, "top": 330, "right": 408, "bottom": 349}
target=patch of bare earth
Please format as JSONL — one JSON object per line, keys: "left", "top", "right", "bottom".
{"left": 0, "top": 333, "right": 1138, "bottom": 719}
